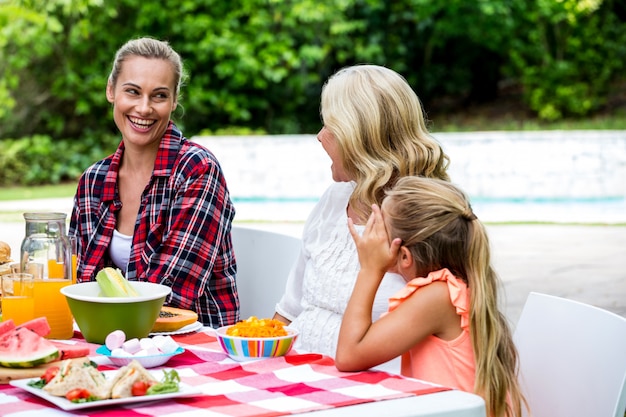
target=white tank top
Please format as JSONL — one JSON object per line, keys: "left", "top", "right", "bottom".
{"left": 109, "top": 229, "right": 132, "bottom": 273}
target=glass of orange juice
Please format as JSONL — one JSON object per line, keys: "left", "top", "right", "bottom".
{"left": 1, "top": 273, "right": 35, "bottom": 325}
{"left": 33, "top": 276, "right": 74, "bottom": 339}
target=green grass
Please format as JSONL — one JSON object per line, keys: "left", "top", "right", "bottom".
{"left": 0, "top": 183, "right": 76, "bottom": 223}
{"left": 0, "top": 183, "right": 76, "bottom": 201}
{"left": 430, "top": 107, "right": 626, "bottom": 132}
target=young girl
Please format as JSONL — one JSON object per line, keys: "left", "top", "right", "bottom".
{"left": 336, "top": 176, "right": 526, "bottom": 417}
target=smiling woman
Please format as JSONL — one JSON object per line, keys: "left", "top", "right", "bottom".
{"left": 68, "top": 37, "right": 239, "bottom": 328}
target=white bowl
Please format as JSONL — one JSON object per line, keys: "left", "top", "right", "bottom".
{"left": 95, "top": 345, "right": 184, "bottom": 368}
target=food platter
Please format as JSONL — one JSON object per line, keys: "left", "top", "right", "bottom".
{"left": 10, "top": 370, "right": 202, "bottom": 411}
{"left": 149, "top": 321, "right": 203, "bottom": 336}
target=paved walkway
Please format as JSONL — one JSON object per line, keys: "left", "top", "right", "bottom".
{"left": 1, "top": 198, "right": 624, "bottom": 326}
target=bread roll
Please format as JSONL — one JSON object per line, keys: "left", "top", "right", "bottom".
{"left": 0, "top": 241, "right": 10, "bottom": 265}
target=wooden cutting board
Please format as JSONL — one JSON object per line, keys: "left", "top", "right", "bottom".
{"left": 0, "top": 361, "right": 58, "bottom": 384}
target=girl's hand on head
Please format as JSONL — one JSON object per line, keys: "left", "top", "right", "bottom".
{"left": 348, "top": 204, "right": 401, "bottom": 275}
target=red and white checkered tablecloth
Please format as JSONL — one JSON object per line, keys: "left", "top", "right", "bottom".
{"left": 0, "top": 330, "right": 451, "bottom": 416}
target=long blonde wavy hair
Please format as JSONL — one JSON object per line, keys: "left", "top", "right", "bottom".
{"left": 383, "top": 176, "right": 527, "bottom": 417}
{"left": 320, "top": 65, "right": 450, "bottom": 221}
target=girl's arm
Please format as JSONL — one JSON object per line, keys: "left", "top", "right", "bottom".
{"left": 335, "top": 205, "right": 457, "bottom": 371}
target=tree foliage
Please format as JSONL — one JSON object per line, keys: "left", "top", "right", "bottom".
{"left": 507, "top": 0, "right": 626, "bottom": 120}
{"left": 0, "top": 0, "right": 624, "bottom": 159}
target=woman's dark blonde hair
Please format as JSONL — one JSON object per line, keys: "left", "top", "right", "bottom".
{"left": 320, "top": 65, "right": 450, "bottom": 221}
{"left": 383, "top": 176, "right": 527, "bottom": 417}
{"left": 108, "top": 37, "right": 187, "bottom": 99}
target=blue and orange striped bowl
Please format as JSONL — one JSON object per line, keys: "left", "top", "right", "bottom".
{"left": 215, "top": 325, "right": 298, "bottom": 361}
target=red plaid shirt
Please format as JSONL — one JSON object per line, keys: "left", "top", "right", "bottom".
{"left": 69, "top": 122, "right": 239, "bottom": 327}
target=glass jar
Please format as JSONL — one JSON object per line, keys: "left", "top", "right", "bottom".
{"left": 20, "top": 212, "right": 74, "bottom": 339}
{"left": 20, "top": 212, "right": 71, "bottom": 279}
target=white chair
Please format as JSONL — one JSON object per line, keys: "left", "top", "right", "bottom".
{"left": 231, "top": 225, "right": 301, "bottom": 320}
{"left": 513, "top": 292, "right": 626, "bottom": 417}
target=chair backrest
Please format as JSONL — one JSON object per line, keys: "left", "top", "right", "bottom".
{"left": 513, "top": 292, "right": 626, "bottom": 417}
{"left": 231, "top": 225, "right": 301, "bottom": 320}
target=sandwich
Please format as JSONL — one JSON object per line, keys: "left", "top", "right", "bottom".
{"left": 43, "top": 357, "right": 111, "bottom": 399}
{"left": 42, "top": 357, "right": 159, "bottom": 400}
{"left": 110, "top": 359, "right": 158, "bottom": 399}
{"left": 0, "top": 241, "right": 11, "bottom": 276}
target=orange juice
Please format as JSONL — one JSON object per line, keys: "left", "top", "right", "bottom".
{"left": 71, "top": 254, "right": 77, "bottom": 284}
{"left": 70, "top": 236, "right": 78, "bottom": 284}
{"left": 33, "top": 279, "right": 73, "bottom": 339}
{"left": 47, "top": 259, "right": 65, "bottom": 279}
{"left": 1, "top": 274, "right": 35, "bottom": 325}
{"left": 2, "top": 296, "right": 35, "bottom": 325}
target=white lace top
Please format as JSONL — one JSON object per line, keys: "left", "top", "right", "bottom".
{"left": 275, "top": 181, "right": 406, "bottom": 357}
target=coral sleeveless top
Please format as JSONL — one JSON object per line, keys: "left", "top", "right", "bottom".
{"left": 388, "top": 268, "right": 476, "bottom": 392}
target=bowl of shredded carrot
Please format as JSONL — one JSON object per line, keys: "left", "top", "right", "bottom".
{"left": 215, "top": 316, "right": 298, "bottom": 361}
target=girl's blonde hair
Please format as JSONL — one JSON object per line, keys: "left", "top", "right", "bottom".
{"left": 320, "top": 65, "right": 449, "bottom": 221}
{"left": 383, "top": 176, "right": 527, "bottom": 417}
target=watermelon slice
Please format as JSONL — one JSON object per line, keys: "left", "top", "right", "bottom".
{"left": 17, "top": 317, "right": 51, "bottom": 337}
{"left": 0, "top": 327, "right": 60, "bottom": 368}
{"left": 50, "top": 341, "right": 90, "bottom": 360}
{"left": 0, "top": 320, "right": 16, "bottom": 338}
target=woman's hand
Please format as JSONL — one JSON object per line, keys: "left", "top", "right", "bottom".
{"left": 348, "top": 204, "right": 402, "bottom": 276}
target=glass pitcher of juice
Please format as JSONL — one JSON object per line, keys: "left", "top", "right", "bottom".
{"left": 20, "top": 212, "right": 74, "bottom": 339}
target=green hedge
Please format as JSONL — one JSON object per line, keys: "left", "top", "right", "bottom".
{"left": 0, "top": 134, "right": 119, "bottom": 187}
{"left": 1, "top": 0, "right": 624, "bottom": 141}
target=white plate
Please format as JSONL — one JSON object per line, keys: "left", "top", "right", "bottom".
{"left": 10, "top": 370, "right": 202, "bottom": 411}
{"left": 149, "top": 321, "right": 203, "bottom": 336}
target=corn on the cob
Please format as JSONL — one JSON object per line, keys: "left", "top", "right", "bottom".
{"left": 95, "top": 267, "right": 139, "bottom": 297}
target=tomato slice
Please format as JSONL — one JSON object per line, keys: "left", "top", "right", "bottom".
{"left": 42, "top": 366, "right": 59, "bottom": 384}
{"left": 131, "top": 380, "right": 157, "bottom": 396}
{"left": 65, "top": 388, "right": 91, "bottom": 402}
{"left": 131, "top": 381, "right": 149, "bottom": 396}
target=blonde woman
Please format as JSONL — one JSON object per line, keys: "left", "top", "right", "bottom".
{"left": 336, "top": 176, "right": 527, "bottom": 417}
{"left": 274, "top": 65, "right": 450, "bottom": 357}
